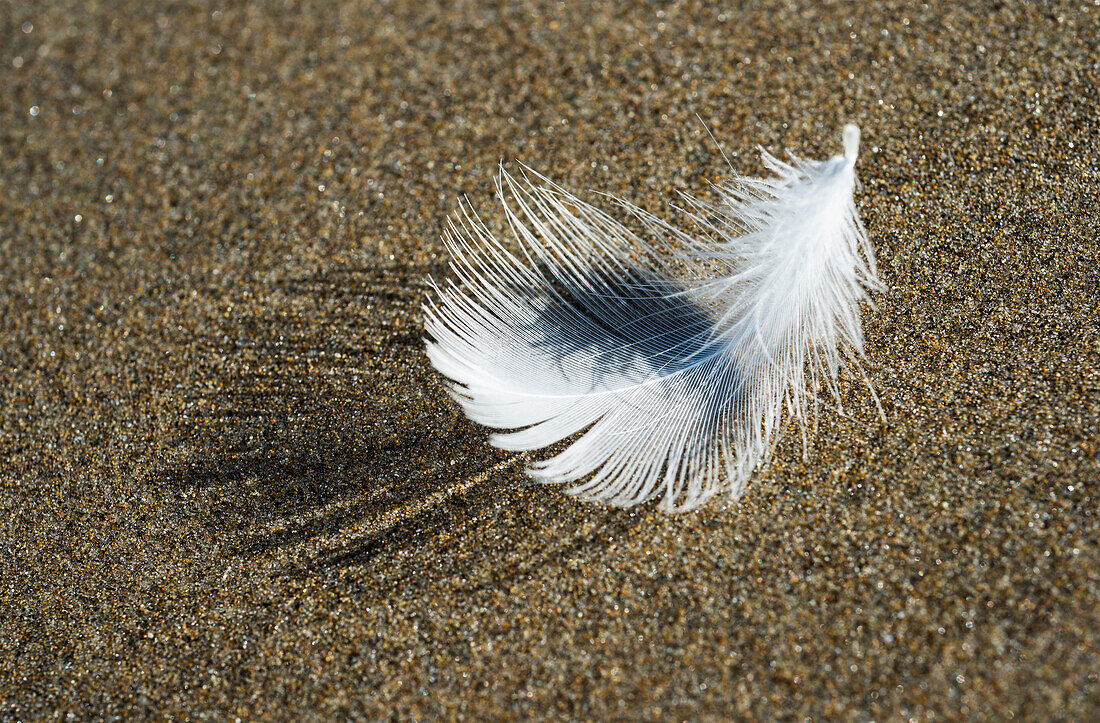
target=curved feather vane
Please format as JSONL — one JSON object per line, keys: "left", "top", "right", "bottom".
{"left": 424, "top": 125, "right": 882, "bottom": 512}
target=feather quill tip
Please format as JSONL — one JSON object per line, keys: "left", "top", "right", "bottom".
{"left": 843, "top": 123, "right": 860, "bottom": 162}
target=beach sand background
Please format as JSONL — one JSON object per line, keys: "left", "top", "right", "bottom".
{"left": 2, "top": 0, "right": 1098, "bottom": 718}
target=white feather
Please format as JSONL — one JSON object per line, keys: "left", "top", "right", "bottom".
{"left": 424, "top": 124, "right": 882, "bottom": 512}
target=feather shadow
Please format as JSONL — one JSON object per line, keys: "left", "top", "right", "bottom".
{"left": 149, "top": 261, "right": 644, "bottom": 590}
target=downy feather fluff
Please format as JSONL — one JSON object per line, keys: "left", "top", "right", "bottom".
{"left": 424, "top": 124, "right": 881, "bottom": 512}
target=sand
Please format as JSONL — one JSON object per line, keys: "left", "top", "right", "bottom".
{"left": 2, "top": 0, "right": 1098, "bottom": 718}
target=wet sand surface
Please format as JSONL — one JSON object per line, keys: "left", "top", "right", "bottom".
{"left": 2, "top": 0, "right": 1098, "bottom": 718}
